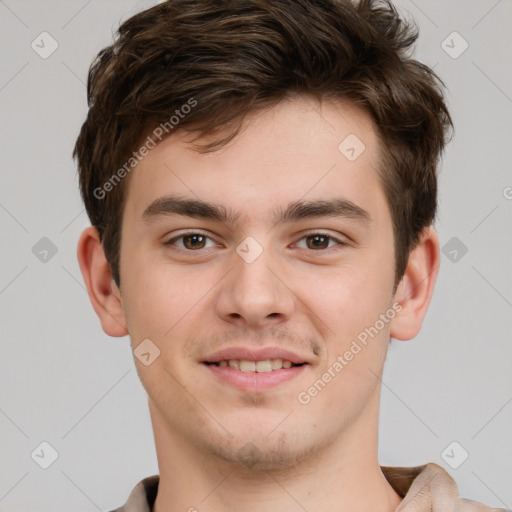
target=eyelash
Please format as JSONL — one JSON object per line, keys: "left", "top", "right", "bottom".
{"left": 163, "top": 231, "right": 347, "bottom": 252}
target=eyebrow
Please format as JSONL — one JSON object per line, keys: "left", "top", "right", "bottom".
{"left": 142, "top": 194, "right": 371, "bottom": 226}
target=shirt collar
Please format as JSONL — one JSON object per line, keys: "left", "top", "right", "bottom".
{"left": 113, "top": 463, "right": 504, "bottom": 512}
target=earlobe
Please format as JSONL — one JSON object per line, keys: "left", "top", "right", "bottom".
{"left": 77, "top": 226, "right": 128, "bottom": 337}
{"left": 390, "top": 226, "right": 440, "bottom": 341}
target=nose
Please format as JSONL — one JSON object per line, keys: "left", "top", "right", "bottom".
{"left": 215, "top": 242, "right": 295, "bottom": 329}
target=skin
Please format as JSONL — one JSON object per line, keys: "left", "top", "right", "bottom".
{"left": 78, "top": 96, "right": 440, "bottom": 512}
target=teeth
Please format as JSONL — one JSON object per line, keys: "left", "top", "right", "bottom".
{"left": 214, "top": 359, "right": 297, "bottom": 372}
{"left": 271, "top": 359, "right": 283, "bottom": 370}
{"left": 240, "top": 360, "right": 256, "bottom": 372}
{"left": 255, "top": 360, "right": 272, "bottom": 372}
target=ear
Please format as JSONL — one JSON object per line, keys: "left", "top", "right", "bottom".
{"left": 77, "top": 226, "right": 128, "bottom": 337}
{"left": 390, "top": 226, "right": 440, "bottom": 341}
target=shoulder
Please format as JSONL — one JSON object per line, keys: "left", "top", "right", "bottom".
{"left": 421, "top": 463, "right": 510, "bottom": 512}
{"left": 106, "top": 474, "right": 160, "bottom": 512}
{"left": 382, "top": 463, "right": 510, "bottom": 512}
{"left": 457, "top": 497, "right": 511, "bottom": 512}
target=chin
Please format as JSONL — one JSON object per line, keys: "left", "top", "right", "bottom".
{"left": 200, "top": 427, "right": 323, "bottom": 473}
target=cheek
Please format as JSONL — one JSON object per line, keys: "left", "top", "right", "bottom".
{"left": 299, "top": 260, "right": 393, "bottom": 338}
{"left": 121, "top": 253, "right": 217, "bottom": 342}
{"left": 300, "top": 268, "right": 391, "bottom": 417}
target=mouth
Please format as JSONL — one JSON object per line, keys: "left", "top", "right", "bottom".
{"left": 202, "top": 359, "right": 309, "bottom": 392}
{"left": 203, "top": 359, "right": 305, "bottom": 372}
{"left": 202, "top": 346, "right": 312, "bottom": 391}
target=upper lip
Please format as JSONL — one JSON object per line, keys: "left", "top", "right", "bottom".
{"left": 203, "top": 346, "right": 311, "bottom": 365}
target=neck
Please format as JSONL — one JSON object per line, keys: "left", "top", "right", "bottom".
{"left": 151, "top": 392, "right": 402, "bottom": 512}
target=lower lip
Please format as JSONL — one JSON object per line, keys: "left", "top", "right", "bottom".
{"left": 204, "top": 363, "right": 308, "bottom": 391}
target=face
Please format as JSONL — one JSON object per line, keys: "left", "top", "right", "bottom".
{"left": 117, "top": 96, "right": 398, "bottom": 470}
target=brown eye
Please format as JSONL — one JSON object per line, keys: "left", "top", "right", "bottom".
{"left": 295, "top": 233, "right": 346, "bottom": 251}
{"left": 165, "top": 233, "right": 215, "bottom": 250}
{"left": 306, "top": 234, "right": 330, "bottom": 250}
{"left": 182, "top": 234, "right": 207, "bottom": 249}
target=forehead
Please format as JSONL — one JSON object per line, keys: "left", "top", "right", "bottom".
{"left": 123, "top": 96, "right": 387, "bottom": 227}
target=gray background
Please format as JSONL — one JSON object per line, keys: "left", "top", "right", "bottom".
{"left": 0, "top": 0, "right": 511, "bottom": 510}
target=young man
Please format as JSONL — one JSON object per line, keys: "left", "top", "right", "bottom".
{"left": 73, "top": 0, "right": 508, "bottom": 511}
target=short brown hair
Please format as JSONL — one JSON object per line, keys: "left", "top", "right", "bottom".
{"left": 72, "top": 0, "right": 453, "bottom": 287}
